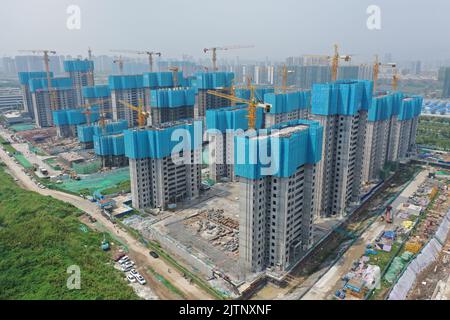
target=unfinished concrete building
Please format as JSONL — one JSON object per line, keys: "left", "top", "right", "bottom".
{"left": 149, "top": 88, "right": 195, "bottom": 126}
{"left": 109, "top": 75, "right": 145, "bottom": 127}
{"left": 263, "top": 90, "right": 311, "bottom": 127}
{"left": 29, "top": 77, "right": 76, "bottom": 128}
{"left": 194, "top": 72, "right": 234, "bottom": 118}
{"left": 235, "top": 119, "right": 323, "bottom": 273}
{"left": 18, "top": 71, "right": 52, "bottom": 119}
{"left": 53, "top": 108, "right": 99, "bottom": 138}
{"left": 93, "top": 133, "right": 128, "bottom": 168}
{"left": 206, "top": 105, "right": 264, "bottom": 182}
{"left": 311, "top": 80, "right": 373, "bottom": 217}
{"left": 77, "top": 119, "right": 128, "bottom": 149}
{"left": 64, "top": 60, "right": 94, "bottom": 107}
{"left": 82, "top": 85, "right": 112, "bottom": 119}
{"left": 125, "top": 120, "right": 203, "bottom": 210}
{"left": 396, "top": 96, "right": 423, "bottom": 160}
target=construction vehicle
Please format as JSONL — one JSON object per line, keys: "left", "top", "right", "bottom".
{"left": 18, "top": 49, "right": 58, "bottom": 110}
{"left": 119, "top": 98, "right": 149, "bottom": 128}
{"left": 304, "top": 44, "right": 352, "bottom": 81}
{"left": 207, "top": 82, "right": 271, "bottom": 129}
{"left": 111, "top": 49, "right": 161, "bottom": 72}
{"left": 203, "top": 45, "right": 254, "bottom": 71}
{"left": 372, "top": 55, "right": 397, "bottom": 94}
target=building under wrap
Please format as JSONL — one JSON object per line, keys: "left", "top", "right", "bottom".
{"left": 234, "top": 119, "right": 323, "bottom": 273}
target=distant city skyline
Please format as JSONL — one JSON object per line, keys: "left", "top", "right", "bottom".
{"left": 1, "top": 0, "right": 449, "bottom": 61}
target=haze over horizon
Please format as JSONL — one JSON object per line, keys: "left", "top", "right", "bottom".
{"left": 0, "top": 0, "right": 449, "bottom": 62}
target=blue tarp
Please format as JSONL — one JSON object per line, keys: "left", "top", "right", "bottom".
{"left": 143, "top": 71, "right": 187, "bottom": 88}
{"left": 311, "top": 80, "right": 373, "bottom": 116}
{"left": 234, "top": 119, "right": 323, "bottom": 179}
{"left": 264, "top": 91, "right": 311, "bottom": 114}
{"left": 29, "top": 77, "right": 73, "bottom": 93}
{"left": 77, "top": 120, "right": 128, "bottom": 143}
{"left": 235, "top": 88, "right": 275, "bottom": 102}
{"left": 206, "top": 105, "right": 264, "bottom": 132}
{"left": 194, "top": 72, "right": 234, "bottom": 90}
{"left": 124, "top": 120, "right": 203, "bottom": 159}
{"left": 53, "top": 108, "right": 100, "bottom": 126}
{"left": 108, "top": 75, "right": 144, "bottom": 90}
{"left": 94, "top": 134, "right": 125, "bottom": 156}
{"left": 150, "top": 88, "right": 195, "bottom": 108}
{"left": 398, "top": 96, "right": 423, "bottom": 121}
{"left": 63, "top": 60, "right": 94, "bottom": 72}
{"left": 18, "top": 71, "right": 52, "bottom": 85}
{"left": 82, "top": 85, "right": 110, "bottom": 99}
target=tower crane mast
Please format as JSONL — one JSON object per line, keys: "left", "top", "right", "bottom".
{"left": 203, "top": 45, "right": 254, "bottom": 71}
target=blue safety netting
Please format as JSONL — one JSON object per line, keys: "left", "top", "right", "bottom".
{"left": 234, "top": 119, "right": 323, "bottom": 179}
{"left": 77, "top": 120, "right": 128, "bottom": 143}
{"left": 82, "top": 85, "right": 111, "bottom": 99}
{"left": 63, "top": 60, "right": 94, "bottom": 72}
{"left": 124, "top": 120, "right": 203, "bottom": 159}
{"left": 52, "top": 107, "right": 100, "bottom": 126}
{"left": 94, "top": 134, "right": 125, "bottom": 156}
{"left": 29, "top": 77, "right": 73, "bottom": 93}
{"left": 311, "top": 80, "right": 373, "bottom": 116}
{"left": 108, "top": 75, "right": 144, "bottom": 90}
{"left": 398, "top": 96, "right": 423, "bottom": 121}
{"left": 150, "top": 88, "right": 195, "bottom": 108}
{"left": 264, "top": 91, "right": 311, "bottom": 114}
{"left": 235, "top": 88, "right": 275, "bottom": 102}
{"left": 18, "top": 71, "right": 52, "bottom": 85}
{"left": 193, "top": 72, "right": 234, "bottom": 90}
{"left": 206, "top": 105, "right": 263, "bottom": 132}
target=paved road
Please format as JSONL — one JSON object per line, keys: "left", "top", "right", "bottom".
{"left": 0, "top": 145, "right": 213, "bottom": 300}
{"left": 302, "top": 170, "right": 429, "bottom": 300}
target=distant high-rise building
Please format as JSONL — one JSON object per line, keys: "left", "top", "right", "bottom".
{"left": 337, "top": 66, "right": 359, "bottom": 80}
{"left": 442, "top": 67, "right": 450, "bottom": 98}
{"left": 358, "top": 64, "right": 373, "bottom": 81}
{"left": 2, "top": 57, "right": 16, "bottom": 74}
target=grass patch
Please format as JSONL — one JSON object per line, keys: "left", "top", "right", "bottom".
{"left": 0, "top": 169, "right": 137, "bottom": 300}
{"left": 101, "top": 180, "right": 131, "bottom": 195}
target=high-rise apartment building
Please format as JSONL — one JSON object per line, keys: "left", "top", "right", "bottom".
{"left": 64, "top": 60, "right": 95, "bottom": 107}
{"left": 149, "top": 88, "right": 195, "bottom": 126}
{"left": 194, "top": 72, "right": 234, "bottom": 118}
{"left": 82, "top": 85, "right": 112, "bottom": 120}
{"left": 18, "top": 71, "right": 52, "bottom": 118}
{"left": 125, "top": 120, "right": 203, "bottom": 210}
{"left": 235, "top": 119, "right": 323, "bottom": 273}
{"left": 311, "top": 80, "right": 373, "bottom": 217}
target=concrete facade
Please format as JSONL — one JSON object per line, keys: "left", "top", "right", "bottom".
{"left": 195, "top": 89, "right": 230, "bottom": 118}
{"left": 111, "top": 87, "right": 146, "bottom": 128}
{"left": 31, "top": 87, "right": 76, "bottom": 128}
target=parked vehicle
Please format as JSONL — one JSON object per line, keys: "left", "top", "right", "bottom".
{"left": 149, "top": 251, "right": 159, "bottom": 259}
{"left": 126, "top": 274, "right": 136, "bottom": 283}
{"left": 136, "top": 275, "right": 146, "bottom": 285}
{"left": 119, "top": 256, "right": 129, "bottom": 264}
{"left": 130, "top": 269, "right": 139, "bottom": 277}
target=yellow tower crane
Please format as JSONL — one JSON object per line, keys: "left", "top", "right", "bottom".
{"left": 111, "top": 49, "right": 161, "bottom": 72}
{"left": 372, "top": 55, "right": 397, "bottom": 94}
{"left": 119, "top": 99, "right": 149, "bottom": 128}
{"left": 203, "top": 45, "right": 254, "bottom": 71}
{"left": 18, "top": 49, "right": 57, "bottom": 110}
{"left": 304, "top": 44, "right": 352, "bottom": 81}
{"left": 80, "top": 98, "right": 111, "bottom": 126}
{"left": 207, "top": 83, "right": 271, "bottom": 129}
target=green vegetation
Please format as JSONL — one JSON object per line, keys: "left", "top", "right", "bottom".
{"left": 417, "top": 116, "right": 450, "bottom": 151}
{"left": 0, "top": 169, "right": 137, "bottom": 300}
{"left": 101, "top": 180, "right": 131, "bottom": 195}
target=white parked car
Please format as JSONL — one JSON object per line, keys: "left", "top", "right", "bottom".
{"left": 119, "top": 256, "right": 129, "bottom": 264}
{"left": 130, "top": 269, "right": 139, "bottom": 277}
{"left": 121, "top": 265, "right": 132, "bottom": 272}
{"left": 126, "top": 274, "right": 136, "bottom": 283}
{"left": 136, "top": 275, "right": 146, "bottom": 285}
{"left": 123, "top": 261, "right": 134, "bottom": 268}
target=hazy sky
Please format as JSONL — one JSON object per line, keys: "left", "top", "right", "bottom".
{"left": 1, "top": 0, "right": 449, "bottom": 61}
